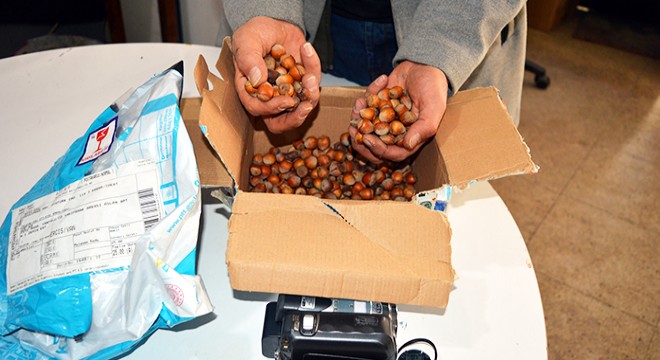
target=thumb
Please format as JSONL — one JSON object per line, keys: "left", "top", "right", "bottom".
{"left": 232, "top": 40, "right": 267, "bottom": 86}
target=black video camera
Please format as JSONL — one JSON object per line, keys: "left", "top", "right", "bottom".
{"left": 262, "top": 294, "right": 398, "bottom": 360}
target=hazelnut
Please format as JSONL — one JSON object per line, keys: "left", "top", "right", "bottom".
{"left": 366, "top": 93, "right": 380, "bottom": 108}
{"left": 245, "top": 81, "right": 258, "bottom": 95}
{"left": 389, "top": 120, "right": 406, "bottom": 136}
{"left": 289, "top": 64, "right": 305, "bottom": 81}
{"left": 378, "top": 99, "right": 392, "bottom": 110}
{"left": 263, "top": 153, "right": 276, "bottom": 166}
{"left": 276, "top": 73, "right": 294, "bottom": 86}
{"left": 274, "top": 66, "right": 288, "bottom": 75}
{"left": 264, "top": 55, "right": 276, "bottom": 70}
{"left": 394, "top": 103, "right": 408, "bottom": 118}
{"left": 374, "top": 121, "right": 390, "bottom": 136}
{"left": 404, "top": 172, "right": 417, "bottom": 184}
{"left": 359, "top": 107, "right": 376, "bottom": 121}
{"left": 279, "top": 160, "right": 292, "bottom": 173}
{"left": 377, "top": 88, "right": 390, "bottom": 101}
{"left": 400, "top": 95, "right": 413, "bottom": 110}
{"left": 317, "top": 154, "right": 331, "bottom": 167}
{"left": 317, "top": 166, "right": 330, "bottom": 179}
{"left": 279, "top": 54, "right": 295, "bottom": 69}
{"left": 278, "top": 82, "right": 295, "bottom": 97}
{"left": 304, "top": 136, "right": 318, "bottom": 150}
{"left": 287, "top": 175, "right": 302, "bottom": 188}
{"left": 403, "top": 184, "right": 416, "bottom": 200}
{"left": 318, "top": 136, "right": 331, "bottom": 151}
{"left": 249, "top": 164, "right": 262, "bottom": 177}
{"left": 373, "top": 170, "right": 386, "bottom": 184}
{"left": 279, "top": 184, "right": 294, "bottom": 194}
{"left": 267, "top": 174, "right": 281, "bottom": 185}
{"left": 270, "top": 44, "right": 286, "bottom": 59}
{"left": 388, "top": 86, "right": 404, "bottom": 99}
{"left": 333, "top": 150, "right": 345, "bottom": 162}
{"left": 380, "top": 134, "right": 396, "bottom": 145}
{"left": 391, "top": 170, "right": 404, "bottom": 184}
{"left": 359, "top": 188, "right": 374, "bottom": 200}
{"left": 401, "top": 111, "right": 418, "bottom": 126}
{"left": 304, "top": 155, "right": 318, "bottom": 169}
{"left": 261, "top": 164, "right": 272, "bottom": 178}
{"left": 340, "top": 132, "right": 351, "bottom": 147}
{"left": 358, "top": 119, "right": 374, "bottom": 134}
{"left": 352, "top": 182, "right": 365, "bottom": 194}
{"left": 379, "top": 107, "right": 395, "bottom": 123}
{"left": 296, "top": 165, "right": 309, "bottom": 178}
{"left": 252, "top": 153, "right": 263, "bottom": 165}
{"left": 342, "top": 173, "right": 356, "bottom": 186}
{"left": 362, "top": 172, "right": 376, "bottom": 187}
{"left": 381, "top": 178, "right": 394, "bottom": 191}
{"left": 256, "top": 82, "right": 274, "bottom": 101}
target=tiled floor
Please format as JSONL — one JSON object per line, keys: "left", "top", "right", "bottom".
{"left": 490, "top": 19, "right": 660, "bottom": 360}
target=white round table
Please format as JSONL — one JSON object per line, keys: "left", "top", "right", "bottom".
{"left": 0, "top": 44, "right": 547, "bottom": 359}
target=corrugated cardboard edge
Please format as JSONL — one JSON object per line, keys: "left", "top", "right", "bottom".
{"left": 180, "top": 98, "right": 233, "bottom": 188}
{"left": 437, "top": 87, "right": 539, "bottom": 189}
{"left": 226, "top": 192, "right": 454, "bottom": 308}
{"left": 194, "top": 37, "right": 250, "bottom": 192}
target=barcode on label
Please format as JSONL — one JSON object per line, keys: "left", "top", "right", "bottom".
{"left": 138, "top": 188, "right": 160, "bottom": 231}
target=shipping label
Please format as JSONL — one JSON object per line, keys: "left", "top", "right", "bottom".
{"left": 6, "top": 160, "right": 163, "bottom": 294}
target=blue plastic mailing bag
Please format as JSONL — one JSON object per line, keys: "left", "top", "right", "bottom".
{"left": 0, "top": 63, "right": 213, "bottom": 359}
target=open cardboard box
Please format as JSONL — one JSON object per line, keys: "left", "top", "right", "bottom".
{"left": 188, "top": 38, "right": 537, "bottom": 308}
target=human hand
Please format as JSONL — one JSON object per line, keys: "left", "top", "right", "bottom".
{"left": 231, "top": 16, "right": 321, "bottom": 133}
{"left": 349, "top": 61, "right": 448, "bottom": 163}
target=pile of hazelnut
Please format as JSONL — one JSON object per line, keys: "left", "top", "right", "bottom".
{"left": 244, "top": 44, "right": 307, "bottom": 107}
{"left": 248, "top": 133, "right": 417, "bottom": 201}
{"left": 351, "top": 86, "right": 417, "bottom": 146}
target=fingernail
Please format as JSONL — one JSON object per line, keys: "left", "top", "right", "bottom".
{"left": 375, "top": 74, "right": 387, "bottom": 86}
{"left": 299, "top": 104, "right": 312, "bottom": 119}
{"left": 406, "top": 133, "right": 420, "bottom": 150}
{"left": 363, "top": 137, "right": 375, "bottom": 148}
{"left": 306, "top": 75, "right": 317, "bottom": 85}
{"left": 248, "top": 66, "right": 261, "bottom": 85}
{"left": 303, "top": 42, "right": 314, "bottom": 57}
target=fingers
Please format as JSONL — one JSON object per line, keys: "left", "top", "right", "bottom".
{"left": 348, "top": 127, "right": 416, "bottom": 163}
{"left": 263, "top": 102, "right": 315, "bottom": 133}
{"left": 235, "top": 70, "right": 298, "bottom": 116}
{"left": 300, "top": 43, "right": 321, "bottom": 103}
{"left": 231, "top": 36, "right": 268, "bottom": 88}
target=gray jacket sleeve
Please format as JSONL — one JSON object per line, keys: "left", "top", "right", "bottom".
{"left": 223, "top": 0, "right": 306, "bottom": 33}
{"left": 391, "top": 0, "right": 526, "bottom": 92}
{"left": 222, "top": 0, "right": 326, "bottom": 41}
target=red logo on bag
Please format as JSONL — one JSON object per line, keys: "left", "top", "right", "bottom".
{"left": 165, "top": 284, "right": 185, "bottom": 306}
{"left": 95, "top": 127, "right": 109, "bottom": 151}
{"left": 78, "top": 117, "right": 117, "bottom": 165}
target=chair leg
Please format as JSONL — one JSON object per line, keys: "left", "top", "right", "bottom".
{"left": 525, "top": 60, "right": 550, "bottom": 89}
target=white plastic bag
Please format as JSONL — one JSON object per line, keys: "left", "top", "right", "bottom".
{"left": 0, "top": 63, "right": 212, "bottom": 359}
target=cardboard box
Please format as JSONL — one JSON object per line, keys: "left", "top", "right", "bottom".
{"left": 191, "top": 38, "right": 537, "bottom": 308}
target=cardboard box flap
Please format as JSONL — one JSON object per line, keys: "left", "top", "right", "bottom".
{"left": 194, "top": 38, "right": 251, "bottom": 191}
{"left": 180, "top": 98, "right": 233, "bottom": 188}
{"left": 227, "top": 191, "right": 454, "bottom": 307}
{"left": 437, "top": 87, "right": 538, "bottom": 188}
